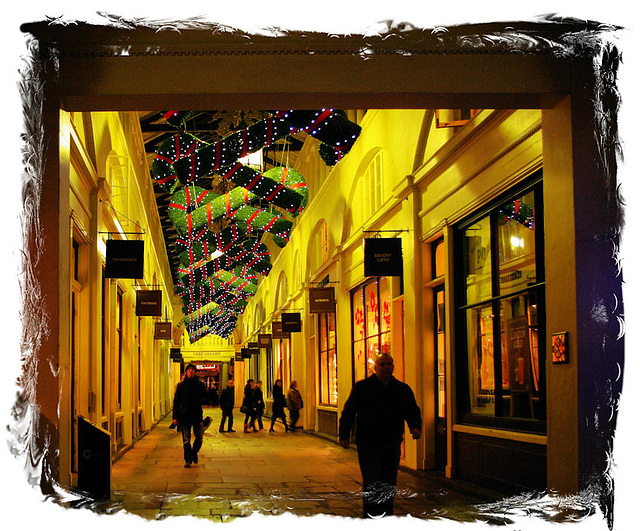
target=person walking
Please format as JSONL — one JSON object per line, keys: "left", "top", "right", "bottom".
{"left": 254, "top": 380, "right": 265, "bottom": 430}
{"left": 269, "top": 379, "right": 290, "bottom": 432}
{"left": 286, "top": 380, "right": 304, "bottom": 430}
{"left": 171, "top": 363, "right": 208, "bottom": 468}
{"left": 219, "top": 378, "right": 235, "bottom": 433}
{"left": 338, "top": 353, "right": 422, "bottom": 518}
{"left": 241, "top": 379, "right": 258, "bottom": 433}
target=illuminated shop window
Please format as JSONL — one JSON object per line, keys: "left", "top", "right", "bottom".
{"left": 318, "top": 312, "right": 338, "bottom": 406}
{"left": 351, "top": 277, "right": 392, "bottom": 383}
{"left": 455, "top": 174, "right": 546, "bottom": 431}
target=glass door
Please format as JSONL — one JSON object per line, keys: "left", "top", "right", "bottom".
{"left": 435, "top": 285, "right": 447, "bottom": 471}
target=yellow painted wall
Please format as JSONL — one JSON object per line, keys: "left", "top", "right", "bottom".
{"left": 237, "top": 107, "right": 555, "bottom": 479}
{"left": 61, "top": 110, "right": 180, "bottom": 487}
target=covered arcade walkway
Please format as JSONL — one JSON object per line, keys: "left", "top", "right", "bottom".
{"left": 108, "top": 408, "right": 511, "bottom": 523}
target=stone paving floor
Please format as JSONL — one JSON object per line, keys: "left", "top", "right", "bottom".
{"left": 95, "top": 408, "right": 607, "bottom": 528}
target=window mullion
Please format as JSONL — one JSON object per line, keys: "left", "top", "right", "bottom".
{"left": 490, "top": 212, "right": 504, "bottom": 417}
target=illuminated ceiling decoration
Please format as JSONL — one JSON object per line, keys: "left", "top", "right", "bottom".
{"left": 151, "top": 110, "right": 361, "bottom": 342}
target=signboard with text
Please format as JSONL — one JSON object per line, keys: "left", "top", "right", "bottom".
{"left": 258, "top": 334, "right": 273, "bottom": 348}
{"left": 271, "top": 321, "right": 290, "bottom": 339}
{"left": 364, "top": 238, "right": 403, "bottom": 277}
{"left": 282, "top": 312, "right": 302, "bottom": 332}
{"left": 309, "top": 287, "right": 335, "bottom": 313}
{"left": 154, "top": 322, "right": 172, "bottom": 339}
{"left": 136, "top": 290, "right": 162, "bottom": 316}
{"left": 105, "top": 239, "right": 144, "bottom": 279}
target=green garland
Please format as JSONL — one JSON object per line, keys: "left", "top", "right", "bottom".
{"left": 179, "top": 264, "right": 259, "bottom": 297}
{"left": 175, "top": 222, "right": 247, "bottom": 260}
{"left": 168, "top": 186, "right": 258, "bottom": 236}
{"left": 178, "top": 237, "right": 271, "bottom": 276}
{"left": 217, "top": 164, "right": 308, "bottom": 216}
{"left": 180, "top": 283, "right": 249, "bottom": 315}
{"left": 151, "top": 132, "right": 202, "bottom": 193}
{"left": 168, "top": 185, "right": 292, "bottom": 245}
{"left": 499, "top": 199, "right": 535, "bottom": 228}
{"left": 173, "top": 110, "right": 361, "bottom": 184}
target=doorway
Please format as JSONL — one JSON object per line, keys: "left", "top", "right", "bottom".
{"left": 434, "top": 285, "right": 447, "bottom": 471}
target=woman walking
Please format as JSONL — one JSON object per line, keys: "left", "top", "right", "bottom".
{"left": 269, "top": 379, "right": 290, "bottom": 432}
{"left": 242, "top": 379, "right": 258, "bottom": 433}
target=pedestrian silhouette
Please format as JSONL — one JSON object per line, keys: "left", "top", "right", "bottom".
{"left": 286, "top": 380, "right": 304, "bottom": 430}
{"left": 269, "top": 379, "right": 290, "bottom": 432}
{"left": 171, "top": 363, "right": 208, "bottom": 468}
{"left": 219, "top": 378, "right": 235, "bottom": 432}
{"left": 339, "top": 353, "right": 422, "bottom": 518}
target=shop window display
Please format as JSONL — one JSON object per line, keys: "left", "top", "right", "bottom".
{"left": 351, "top": 278, "right": 392, "bottom": 383}
{"left": 456, "top": 178, "right": 545, "bottom": 430}
{"left": 318, "top": 312, "right": 338, "bottom": 406}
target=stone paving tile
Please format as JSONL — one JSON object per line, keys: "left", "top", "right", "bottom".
{"left": 108, "top": 407, "right": 507, "bottom": 524}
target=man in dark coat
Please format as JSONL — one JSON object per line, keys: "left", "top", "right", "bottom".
{"left": 338, "top": 353, "right": 422, "bottom": 518}
{"left": 172, "top": 363, "right": 208, "bottom": 467}
{"left": 219, "top": 378, "right": 236, "bottom": 433}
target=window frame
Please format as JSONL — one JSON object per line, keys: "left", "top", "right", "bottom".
{"left": 350, "top": 277, "right": 392, "bottom": 385}
{"left": 317, "top": 311, "right": 338, "bottom": 406}
{"left": 454, "top": 171, "right": 547, "bottom": 434}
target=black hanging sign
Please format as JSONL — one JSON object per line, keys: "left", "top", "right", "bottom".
{"left": 258, "top": 334, "right": 272, "bottom": 348}
{"left": 364, "top": 238, "right": 403, "bottom": 277}
{"left": 155, "top": 322, "right": 172, "bottom": 339}
{"left": 272, "top": 321, "right": 290, "bottom": 339}
{"left": 241, "top": 347, "right": 251, "bottom": 359}
{"left": 309, "top": 287, "right": 335, "bottom": 314}
{"left": 170, "top": 348, "right": 182, "bottom": 363}
{"left": 105, "top": 239, "right": 144, "bottom": 279}
{"left": 248, "top": 342, "right": 260, "bottom": 355}
{"left": 136, "top": 290, "right": 162, "bottom": 316}
{"left": 282, "top": 312, "right": 302, "bottom": 332}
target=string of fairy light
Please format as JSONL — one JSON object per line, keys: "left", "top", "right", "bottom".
{"left": 152, "top": 110, "right": 361, "bottom": 341}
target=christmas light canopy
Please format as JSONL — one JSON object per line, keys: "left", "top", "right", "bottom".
{"left": 151, "top": 109, "right": 361, "bottom": 342}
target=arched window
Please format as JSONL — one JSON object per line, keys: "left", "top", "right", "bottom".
{"left": 309, "top": 220, "right": 329, "bottom": 274}
{"left": 107, "top": 152, "right": 131, "bottom": 221}
{"left": 275, "top": 272, "right": 289, "bottom": 311}
{"left": 352, "top": 149, "right": 385, "bottom": 228}
{"left": 293, "top": 250, "right": 302, "bottom": 290}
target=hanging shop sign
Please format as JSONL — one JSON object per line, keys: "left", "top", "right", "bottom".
{"left": 248, "top": 342, "right": 260, "bottom": 356}
{"left": 282, "top": 312, "right": 302, "bottom": 332}
{"left": 154, "top": 322, "right": 172, "bottom": 339}
{"left": 235, "top": 351, "right": 244, "bottom": 362}
{"left": 136, "top": 290, "right": 162, "bottom": 316}
{"left": 170, "top": 347, "right": 182, "bottom": 363}
{"left": 364, "top": 237, "right": 403, "bottom": 277}
{"left": 105, "top": 239, "right": 144, "bottom": 279}
{"left": 309, "top": 287, "right": 335, "bottom": 313}
{"left": 258, "top": 334, "right": 273, "bottom": 348}
{"left": 271, "top": 321, "right": 290, "bottom": 339}
{"left": 241, "top": 347, "right": 251, "bottom": 359}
